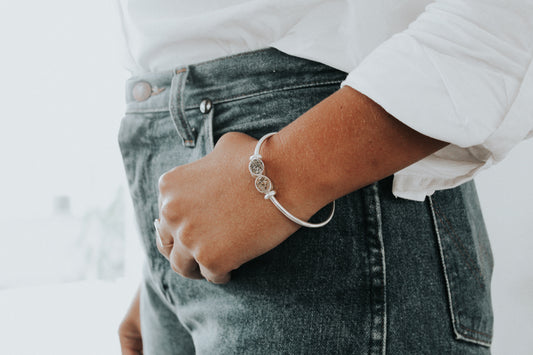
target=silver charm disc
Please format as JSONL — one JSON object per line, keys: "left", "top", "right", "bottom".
{"left": 255, "top": 176, "right": 272, "bottom": 193}
{"left": 249, "top": 158, "right": 264, "bottom": 175}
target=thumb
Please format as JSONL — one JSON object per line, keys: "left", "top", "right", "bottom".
{"left": 120, "top": 334, "right": 143, "bottom": 354}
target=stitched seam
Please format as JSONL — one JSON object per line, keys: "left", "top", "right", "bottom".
{"left": 183, "top": 80, "right": 343, "bottom": 110}
{"left": 429, "top": 197, "right": 462, "bottom": 343}
{"left": 174, "top": 70, "right": 191, "bottom": 139}
{"left": 169, "top": 69, "right": 195, "bottom": 145}
{"left": 435, "top": 202, "right": 483, "bottom": 269}
{"left": 191, "top": 47, "right": 273, "bottom": 66}
{"left": 476, "top": 227, "right": 493, "bottom": 270}
{"left": 434, "top": 209, "right": 486, "bottom": 288}
{"left": 126, "top": 80, "right": 343, "bottom": 113}
{"left": 430, "top": 197, "right": 492, "bottom": 347}
{"left": 456, "top": 331, "right": 492, "bottom": 347}
{"left": 374, "top": 184, "right": 387, "bottom": 355}
{"left": 457, "top": 323, "right": 492, "bottom": 338}
{"left": 364, "top": 183, "right": 387, "bottom": 355}
{"left": 433, "top": 202, "right": 486, "bottom": 287}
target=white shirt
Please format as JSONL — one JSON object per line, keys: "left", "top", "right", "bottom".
{"left": 116, "top": 0, "right": 533, "bottom": 201}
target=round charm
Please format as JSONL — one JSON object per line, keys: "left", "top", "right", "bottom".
{"left": 248, "top": 158, "right": 264, "bottom": 175}
{"left": 255, "top": 176, "right": 272, "bottom": 194}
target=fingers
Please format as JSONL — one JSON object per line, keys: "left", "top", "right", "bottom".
{"left": 154, "top": 218, "right": 204, "bottom": 280}
{"left": 155, "top": 174, "right": 232, "bottom": 284}
{"left": 153, "top": 219, "right": 174, "bottom": 260}
{"left": 199, "top": 264, "right": 231, "bottom": 284}
{"left": 153, "top": 218, "right": 231, "bottom": 283}
{"left": 169, "top": 246, "right": 204, "bottom": 280}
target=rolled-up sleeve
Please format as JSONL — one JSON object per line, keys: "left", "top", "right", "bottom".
{"left": 341, "top": 0, "right": 533, "bottom": 200}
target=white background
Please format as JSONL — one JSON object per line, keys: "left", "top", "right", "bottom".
{"left": 0, "top": 0, "right": 531, "bottom": 354}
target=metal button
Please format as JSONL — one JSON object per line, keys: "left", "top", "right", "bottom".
{"left": 132, "top": 81, "right": 152, "bottom": 102}
{"left": 199, "top": 99, "right": 212, "bottom": 114}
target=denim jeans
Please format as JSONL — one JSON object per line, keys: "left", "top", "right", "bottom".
{"left": 118, "top": 48, "right": 494, "bottom": 354}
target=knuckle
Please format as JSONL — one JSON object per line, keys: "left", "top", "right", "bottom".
{"left": 196, "top": 248, "right": 218, "bottom": 273}
{"left": 158, "top": 166, "right": 183, "bottom": 192}
{"left": 169, "top": 259, "right": 183, "bottom": 276}
{"left": 160, "top": 201, "right": 180, "bottom": 222}
{"left": 196, "top": 249, "right": 229, "bottom": 276}
{"left": 158, "top": 172, "right": 170, "bottom": 191}
{"left": 204, "top": 269, "right": 231, "bottom": 284}
{"left": 176, "top": 228, "right": 194, "bottom": 249}
{"left": 210, "top": 274, "right": 226, "bottom": 284}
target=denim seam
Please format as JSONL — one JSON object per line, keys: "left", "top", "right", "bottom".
{"left": 142, "top": 261, "right": 174, "bottom": 310}
{"left": 455, "top": 323, "right": 492, "bottom": 346}
{"left": 183, "top": 80, "right": 343, "bottom": 110}
{"left": 364, "top": 182, "right": 387, "bottom": 355}
{"left": 433, "top": 202, "right": 486, "bottom": 288}
{"left": 191, "top": 47, "right": 273, "bottom": 66}
{"left": 126, "top": 80, "right": 343, "bottom": 114}
{"left": 457, "top": 323, "right": 493, "bottom": 338}
{"left": 428, "top": 197, "right": 492, "bottom": 348}
{"left": 476, "top": 228, "right": 494, "bottom": 270}
{"left": 204, "top": 107, "right": 215, "bottom": 152}
{"left": 375, "top": 184, "right": 387, "bottom": 355}
{"left": 169, "top": 68, "right": 196, "bottom": 147}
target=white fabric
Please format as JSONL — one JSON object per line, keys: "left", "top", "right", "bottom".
{"left": 116, "top": 0, "right": 533, "bottom": 201}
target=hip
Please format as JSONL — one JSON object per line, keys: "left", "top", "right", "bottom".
{"left": 118, "top": 47, "right": 493, "bottom": 354}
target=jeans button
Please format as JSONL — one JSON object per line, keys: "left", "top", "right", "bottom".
{"left": 132, "top": 81, "right": 152, "bottom": 102}
{"left": 199, "top": 98, "right": 212, "bottom": 114}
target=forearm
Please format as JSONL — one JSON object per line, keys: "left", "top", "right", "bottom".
{"left": 261, "top": 86, "right": 448, "bottom": 219}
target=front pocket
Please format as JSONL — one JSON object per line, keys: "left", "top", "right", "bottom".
{"left": 429, "top": 181, "right": 494, "bottom": 347}
{"left": 210, "top": 83, "right": 342, "bottom": 145}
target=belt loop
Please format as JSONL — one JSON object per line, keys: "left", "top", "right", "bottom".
{"left": 169, "top": 67, "right": 196, "bottom": 148}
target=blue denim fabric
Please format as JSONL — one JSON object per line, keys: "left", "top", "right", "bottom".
{"left": 118, "top": 48, "right": 494, "bottom": 354}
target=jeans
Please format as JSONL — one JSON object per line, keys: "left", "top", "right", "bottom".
{"left": 118, "top": 48, "right": 494, "bottom": 354}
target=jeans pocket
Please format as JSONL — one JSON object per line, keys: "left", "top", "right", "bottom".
{"left": 210, "top": 83, "right": 341, "bottom": 144}
{"left": 429, "top": 181, "right": 494, "bottom": 347}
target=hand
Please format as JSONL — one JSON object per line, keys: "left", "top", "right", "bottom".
{"left": 155, "top": 132, "right": 309, "bottom": 284}
{"left": 154, "top": 87, "right": 447, "bottom": 284}
{"left": 118, "top": 287, "right": 143, "bottom": 355}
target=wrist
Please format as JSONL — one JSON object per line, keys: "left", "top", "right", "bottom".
{"left": 259, "top": 132, "right": 332, "bottom": 222}
{"left": 256, "top": 86, "right": 448, "bottom": 220}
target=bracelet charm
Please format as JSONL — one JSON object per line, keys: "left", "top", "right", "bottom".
{"left": 255, "top": 175, "right": 272, "bottom": 194}
{"left": 248, "top": 157, "right": 273, "bottom": 193}
{"left": 248, "top": 157, "right": 264, "bottom": 175}
{"left": 248, "top": 132, "right": 335, "bottom": 228}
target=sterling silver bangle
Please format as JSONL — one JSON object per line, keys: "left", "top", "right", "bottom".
{"left": 248, "top": 132, "right": 335, "bottom": 228}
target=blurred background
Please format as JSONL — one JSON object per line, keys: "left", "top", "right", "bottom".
{"left": 0, "top": 0, "right": 531, "bottom": 354}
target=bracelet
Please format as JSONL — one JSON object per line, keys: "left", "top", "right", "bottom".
{"left": 248, "top": 132, "right": 335, "bottom": 228}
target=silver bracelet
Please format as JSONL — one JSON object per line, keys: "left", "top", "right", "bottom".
{"left": 248, "top": 132, "right": 335, "bottom": 228}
